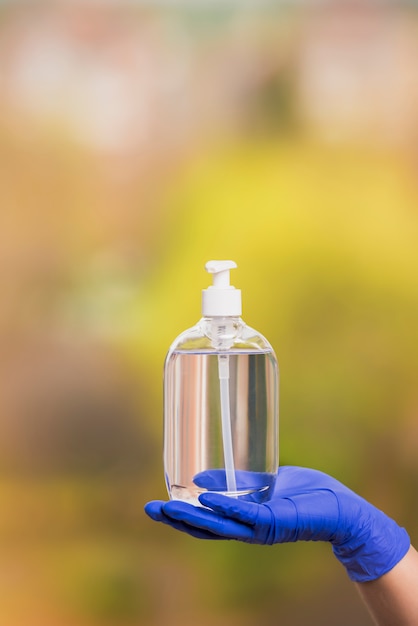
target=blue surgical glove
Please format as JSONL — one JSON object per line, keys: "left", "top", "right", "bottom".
{"left": 144, "top": 466, "right": 410, "bottom": 583}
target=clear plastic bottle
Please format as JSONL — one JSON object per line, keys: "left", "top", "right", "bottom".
{"left": 164, "top": 261, "right": 279, "bottom": 505}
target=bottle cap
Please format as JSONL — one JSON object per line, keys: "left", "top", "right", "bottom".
{"left": 202, "top": 260, "right": 242, "bottom": 317}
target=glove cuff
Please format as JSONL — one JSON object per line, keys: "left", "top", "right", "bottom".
{"left": 333, "top": 514, "right": 410, "bottom": 583}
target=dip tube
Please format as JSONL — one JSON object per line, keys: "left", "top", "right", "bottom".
{"left": 218, "top": 353, "right": 237, "bottom": 494}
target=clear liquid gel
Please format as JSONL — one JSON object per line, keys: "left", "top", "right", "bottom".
{"left": 164, "top": 349, "right": 278, "bottom": 505}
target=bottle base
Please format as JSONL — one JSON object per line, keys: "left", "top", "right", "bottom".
{"left": 170, "top": 483, "right": 272, "bottom": 506}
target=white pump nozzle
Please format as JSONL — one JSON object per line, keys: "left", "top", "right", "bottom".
{"left": 205, "top": 260, "right": 236, "bottom": 288}
{"left": 202, "top": 260, "right": 242, "bottom": 317}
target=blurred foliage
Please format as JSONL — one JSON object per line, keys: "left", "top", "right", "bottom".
{"left": 0, "top": 2, "right": 417, "bottom": 625}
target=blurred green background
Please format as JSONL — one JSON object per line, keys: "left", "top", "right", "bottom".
{"left": 0, "top": 1, "right": 417, "bottom": 625}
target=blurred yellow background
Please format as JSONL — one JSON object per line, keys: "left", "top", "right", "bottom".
{"left": 0, "top": 1, "right": 417, "bottom": 625}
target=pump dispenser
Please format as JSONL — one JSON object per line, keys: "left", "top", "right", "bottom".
{"left": 163, "top": 260, "right": 279, "bottom": 504}
{"left": 202, "top": 260, "right": 241, "bottom": 317}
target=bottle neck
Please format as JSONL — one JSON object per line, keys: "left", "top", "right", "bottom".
{"left": 201, "top": 316, "right": 243, "bottom": 350}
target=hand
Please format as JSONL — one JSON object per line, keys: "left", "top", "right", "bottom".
{"left": 144, "top": 466, "right": 410, "bottom": 582}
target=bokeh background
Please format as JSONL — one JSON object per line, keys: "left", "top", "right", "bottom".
{"left": 0, "top": 1, "right": 417, "bottom": 625}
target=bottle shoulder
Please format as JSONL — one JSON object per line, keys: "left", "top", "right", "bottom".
{"left": 166, "top": 318, "right": 277, "bottom": 356}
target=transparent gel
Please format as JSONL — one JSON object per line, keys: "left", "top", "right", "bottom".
{"left": 164, "top": 348, "right": 278, "bottom": 504}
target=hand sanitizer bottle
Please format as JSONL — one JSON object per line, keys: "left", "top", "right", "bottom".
{"left": 163, "top": 260, "right": 279, "bottom": 504}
